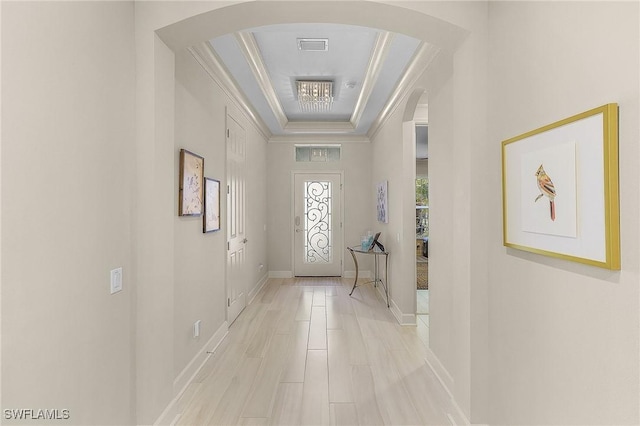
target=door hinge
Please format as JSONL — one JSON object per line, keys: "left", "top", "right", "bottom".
{"left": 227, "top": 185, "right": 230, "bottom": 194}
{"left": 227, "top": 129, "right": 230, "bottom": 138}
{"left": 340, "top": 183, "right": 343, "bottom": 190}
{"left": 227, "top": 298, "right": 230, "bottom": 307}
{"left": 227, "top": 242, "right": 230, "bottom": 250}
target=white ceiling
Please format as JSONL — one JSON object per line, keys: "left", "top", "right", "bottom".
{"left": 208, "top": 23, "right": 423, "bottom": 136}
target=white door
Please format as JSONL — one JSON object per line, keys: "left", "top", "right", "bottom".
{"left": 226, "top": 113, "right": 247, "bottom": 324}
{"left": 293, "top": 173, "right": 343, "bottom": 276}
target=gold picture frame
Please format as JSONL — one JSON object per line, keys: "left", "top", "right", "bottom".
{"left": 179, "top": 149, "right": 204, "bottom": 216}
{"left": 501, "top": 103, "right": 620, "bottom": 270}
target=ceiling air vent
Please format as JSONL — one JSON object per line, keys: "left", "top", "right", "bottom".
{"left": 297, "top": 38, "right": 329, "bottom": 51}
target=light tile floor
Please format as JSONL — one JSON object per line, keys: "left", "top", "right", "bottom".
{"left": 177, "top": 277, "right": 462, "bottom": 425}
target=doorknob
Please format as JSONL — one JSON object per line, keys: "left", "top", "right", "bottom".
{"left": 243, "top": 238, "right": 248, "bottom": 243}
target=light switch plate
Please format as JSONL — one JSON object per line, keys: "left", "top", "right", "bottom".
{"left": 194, "top": 320, "right": 201, "bottom": 338}
{"left": 110, "top": 267, "right": 123, "bottom": 294}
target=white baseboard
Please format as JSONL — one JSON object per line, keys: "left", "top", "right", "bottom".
{"left": 343, "top": 270, "right": 372, "bottom": 279}
{"left": 390, "top": 298, "right": 416, "bottom": 325}
{"left": 248, "top": 273, "right": 269, "bottom": 304}
{"left": 269, "top": 270, "right": 292, "bottom": 278}
{"left": 423, "top": 348, "right": 470, "bottom": 426}
{"left": 154, "top": 321, "right": 229, "bottom": 426}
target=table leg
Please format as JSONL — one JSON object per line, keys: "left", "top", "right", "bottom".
{"left": 348, "top": 248, "right": 359, "bottom": 296}
{"left": 385, "top": 253, "right": 389, "bottom": 307}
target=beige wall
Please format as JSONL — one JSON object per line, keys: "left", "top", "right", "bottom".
{"left": 487, "top": 2, "right": 639, "bottom": 424}
{"left": 173, "top": 45, "right": 269, "bottom": 385}
{"left": 267, "top": 141, "right": 373, "bottom": 276}
{"left": 1, "top": 2, "right": 136, "bottom": 424}
{"left": 4, "top": 1, "right": 638, "bottom": 425}
{"left": 369, "top": 1, "right": 490, "bottom": 418}
{"left": 173, "top": 49, "right": 227, "bottom": 376}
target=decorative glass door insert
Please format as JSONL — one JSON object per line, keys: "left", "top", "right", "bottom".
{"left": 294, "top": 173, "right": 342, "bottom": 276}
{"left": 304, "top": 181, "right": 333, "bottom": 264}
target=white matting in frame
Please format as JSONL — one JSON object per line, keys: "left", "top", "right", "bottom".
{"left": 520, "top": 140, "right": 577, "bottom": 238}
{"left": 502, "top": 103, "right": 620, "bottom": 270}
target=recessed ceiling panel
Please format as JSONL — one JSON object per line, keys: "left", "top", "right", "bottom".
{"left": 208, "top": 23, "right": 422, "bottom": 136}
{"left": 252, "top": 24, "right": 378, "bottom": 122}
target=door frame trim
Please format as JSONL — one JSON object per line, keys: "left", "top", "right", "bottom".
{"left": 225, "top": 107, "right": 247, "bottom": 324}
{"left": 291, "top": 171, "right": 345, "bottom": 277}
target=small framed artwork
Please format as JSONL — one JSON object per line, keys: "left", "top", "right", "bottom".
{"left": 179, "top": 149, "right": 204, "bottom": 216}
{"left": 377, "top": 180, "right": 388, "bottom": 223}
{"left": 204, "top": 177, "right": 221, "bottom": 233}
{"left": 501, "top": 103, "right": 620, "bottom": 269}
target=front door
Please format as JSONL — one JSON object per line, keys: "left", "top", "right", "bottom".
{"left": 293, "top": 173, "right": 342, "bottom": 276}
{"left": 226, "top": 112, "right": 247, "bottom": 324}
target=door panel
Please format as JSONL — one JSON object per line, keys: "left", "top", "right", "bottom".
{"left": 227, "top": 113, "right": 246, "bottom": 324}
{"left": 294, "top": 173, "right": 342, "bottom": 276}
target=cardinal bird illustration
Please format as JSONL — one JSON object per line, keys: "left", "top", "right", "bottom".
{"left": 535, "top": 164, "right": 556, "bottom": 221}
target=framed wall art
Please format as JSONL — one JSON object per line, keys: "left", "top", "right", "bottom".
{"left": 204, "top": 177, "right": 221, "bottom": 233}
{"left": 377, "top": 180, "right": 388, "bottom": 223}
{"left": 179, "top": 149, "right": 204, "bottom": 216}
{"left": 501, "top": 103, "right": 620, "bottom": 270}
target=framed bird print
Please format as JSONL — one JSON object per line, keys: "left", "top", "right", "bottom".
{"left": 501, "top": 103, "right": 620, "bottom": 270}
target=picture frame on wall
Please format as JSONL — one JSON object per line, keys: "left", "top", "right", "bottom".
{"left": 204, "top": 177, "right": 221, "bottom": 233}
{"left": 377, "top": 180, "right": 388, "bottom": 223}
{"left": 179, "top": 149, "right": 204, "bottom": 216}
{"left": 501, "top": 103, "right": 620, "bottom": 270}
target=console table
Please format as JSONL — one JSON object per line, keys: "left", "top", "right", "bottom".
{"left": 347, "top": 246, "right": 389, "bottom": 308}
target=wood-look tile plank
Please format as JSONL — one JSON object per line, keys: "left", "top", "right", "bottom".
{"left": 178, "top": 278, "right": 466, "bottom": 426}
{"left": 325, "top": 295, "right": 343, "bottom": 330}
{"left": 280, "top": 320, "right": 310, "bottom": 383}
{"left": 268, "top": 281, "right": 292, "bottom": 311}
{"left": 275, "top": 287, "right": 303, "bottom": 334}
{"left": 388, "top": 349, "right": 453, "bottom": 426}
{"left": 260, "top": 279, "right": 281, "bottom": 304}
{"left": 366, "top": 339, "right": 421, "bottom": 426}
{"left": 329, "top": 403, "right": 359, "bottom": 426}
{"left": 207, "top": 356, "right": 262, "bottom": 425}
{"left": 398, "top": 320, "right": 430, "bottom": 360}
{"left": 308, "top": 306, "right": 327, "bottom": 350}
{"left": 374, "top": 313, "right": 408, "bottom": 352}
{"left": 334, "top": 285, "right": 355, "bottom": 315}
{"left": 312, "top": 287, "right": 326, "bottom": 307}
{"left": 242, "top": 334, "right": 291, "bottom": 418}
{"left": 228, "top": 302, "right": 269, "bottom": 348}
{"left": 269, "top": 383, "right": 303, "bottom": 426}
{"left": 340, "top": 314, "right": 368, "bottom": 366}
{"left": 295, "top": 290, "right": 314, "bottom": 321}
{"left": 246, "top": 309, "right": 280, "bottom": 358}
{"left": 300, "top": 350, "right": 330, "bottom": 425}
{"left": 177, "top": 346, "right": 244, "bottom": 425}
{"left": 327, "top": 329, "right": 354, "bottom": 403}
{"left": 351, "top": 365, "right": 384, "bottom": 426}
{"left": 176, "top": 381, "right": 202, "bottom": 413}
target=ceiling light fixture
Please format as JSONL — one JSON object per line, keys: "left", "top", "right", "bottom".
{"left": 296, "top": 80, "right": 334, "bottom": 112}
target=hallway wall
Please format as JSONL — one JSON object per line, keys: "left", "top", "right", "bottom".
{"left": 174, "top": 48, "right": 269, "bottom": 381}
{"left": 4, "top": 1, "right": 638, "bottom": 425}
{"left": 266, "top": 141, "right": 373, "bottom": 276}
{"left": 487, "top": 2, "right": 640, "bottom": 424}
{"left": 1, "top": 2, "right": 136, "bottom": 424}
